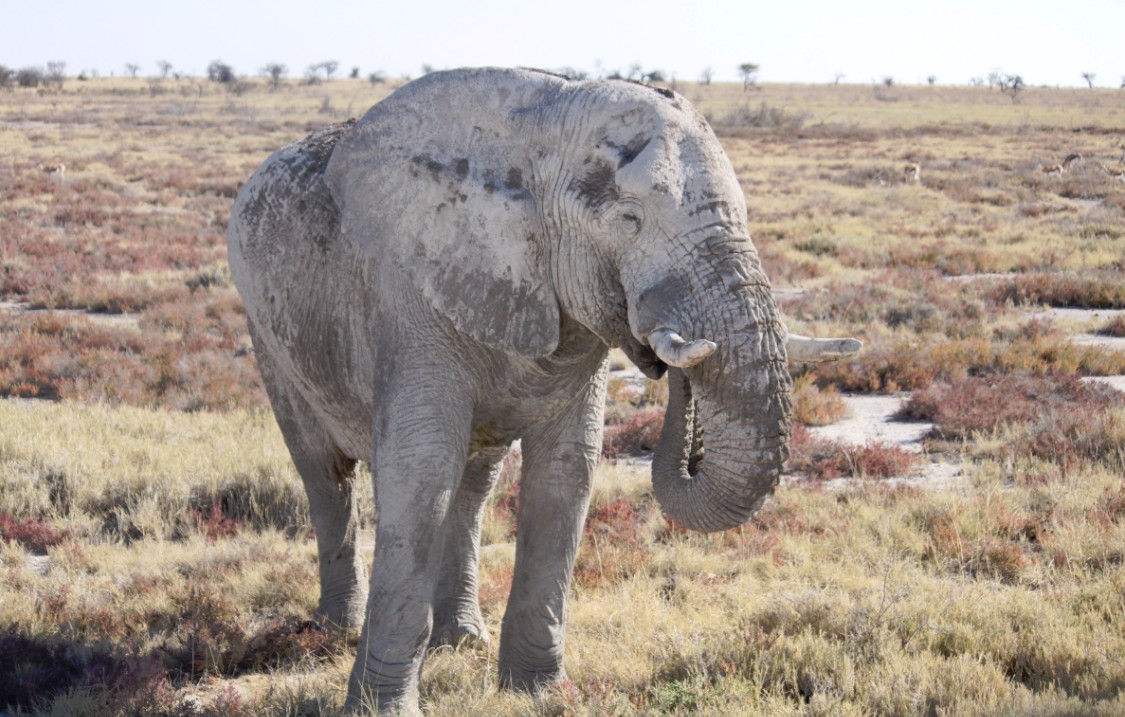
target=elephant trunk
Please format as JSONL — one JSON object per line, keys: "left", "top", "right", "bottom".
{"left": 648, "top": 284, "right": 793, "bottom": 533}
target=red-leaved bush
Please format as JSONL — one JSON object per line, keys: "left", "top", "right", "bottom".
{"left": 898, "top": 372, "right": 1123, "bottom": 440}
{"left": 788, "top": 425, "right": 917, "bottom": 480}
{"left": 603, "top": 406, "right": 664, "bottom": 459}
{"left": 0, "top": 511, "right": 69, "bottom": 553}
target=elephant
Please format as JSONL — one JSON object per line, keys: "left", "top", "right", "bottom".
{"left": 227, "top": 67, "right": 859, "bottom": 715}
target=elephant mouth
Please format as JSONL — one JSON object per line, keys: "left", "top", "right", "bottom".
{"left": 620, "top": 337, "right": 667, "bottom": 380}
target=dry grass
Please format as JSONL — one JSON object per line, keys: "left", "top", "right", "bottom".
{"left": 4, "top": 398, "right": 1122, "bottom": 715}
{"left": 2, "top": 77, "right": 1124, "bottom": 715}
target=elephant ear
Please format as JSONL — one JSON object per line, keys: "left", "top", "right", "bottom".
{"left": 325, "top": 121, "right": 560, "bottom": 358}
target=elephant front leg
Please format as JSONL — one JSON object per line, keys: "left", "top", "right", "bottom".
{"left": 345, "top": 385, "right": 474, "bottom": 716}
{"left": 430, "top": 445, "right": 510, "bottom": 650}
{"left": 499, "top": 384, "right": 604, "bottom": 691}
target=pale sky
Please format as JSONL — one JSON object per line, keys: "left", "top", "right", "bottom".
{"left": 3, "top": 0, "right": 1122, "bottom": 87}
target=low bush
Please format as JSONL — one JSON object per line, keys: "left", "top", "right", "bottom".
{"left": 788, "top": 425, "right": 917, "bottom": 480}
{"left": 603, "top": 406, "right": 664, "bottom": 459}
{"left": 0, "top": 511, "right": 69, "bottom": 552}
{"left": 792, "top": 373, "right": 848, "bottom": 426}
{"left": 899, "top": 372, "right": 1123, "bottom": 441}
{"left": 987, "top": 271, "right": 1125, "bottom": 309}
{"left": 810, "top": 322, "right": 1125, "bottom": 394}
{"left": 1099, "top": 315, "right": 1125, "bottom": 337}
{"left": 0, "top": 310, "right": 265, "bottom": 410}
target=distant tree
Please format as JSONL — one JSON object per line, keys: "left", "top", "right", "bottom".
{"left": 927, "top": 75, "right": 937, "bottom": 86}
{"left": 644, "top": 69, "right": 666, "bottom": 84}
{"left": 16, "top": 67, "right": 43, "bottom": 87}
{"left": 262, "top": 63, "right": 287, "bottom": 90}
{"left": 999, "top": 73, "right": 1024, "bottom": 103}
{"left": 0, "top": 66, "right": 14, "bottom": 90}
{"left": 303, "top": 65, "right": 322, "bottom": 85}
{"left": 368, "top": 71, "right": 386, "bottom": 85}
{"left": 320, "top": 60, "right": 339, "bottom": 80}
{"left": 1081, "top": 72, "right": 1096, "bottom": 88}
{"left": 45, "top": 61, "right": 65, "bottom": 89}
{"left": 157, "top": 60, "right": 173, "bottom": 79}
{"left": 627, "top": 63, "right": 644, "bottom": 81}
{"left": 207, "top": 60, "right": 236, "bottom": 84}
{"left": 833, "top": 72, "right": 845, "bottom": 85}
{"left": 970, "top": 77, "right": 984, "bottom": 87}
{"left": 738, "top": 62, "right": 759, "bottom": 91}
{"left": 987, "top": 70, "right": 1002, "bottom": 89}
{"left": 699, "top": 67, "right": 713, "bottom": 85}
{"left": 1120, "top": 76, "right": 1124, "bottom": 89}
{"left": 881, "top": 76, "right": 894, "bottom": 87}
{"left": 349, "top": 67, "right": 360, "bottom": 79}
{"left": 421, "top": 64, "right": 435, "bottom": 76}
{"left": 124, "top": 63, "right": 141, "bottom": 78}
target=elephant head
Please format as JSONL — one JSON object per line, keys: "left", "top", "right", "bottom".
{"left": 325, "top": 68, "right": 835, "bottom": 532}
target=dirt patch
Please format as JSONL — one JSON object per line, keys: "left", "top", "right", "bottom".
{"left": 807, "top": 394, "right": 930, "bottom": 452}
{"left": 802, "top": 393, "right": 964, "bottom": 488}
{"left": 1086, "top": 376, "right": 1125, "bottom": 394}
{"left": 1023, "top": 306, "right": 1125, "bottom": 325}
{"left": 0, "top": 300, "right": 141, "bottom": 331}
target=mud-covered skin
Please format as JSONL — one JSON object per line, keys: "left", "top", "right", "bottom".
{"left": 228, "top": 67, "right": 794, "bottom": 715}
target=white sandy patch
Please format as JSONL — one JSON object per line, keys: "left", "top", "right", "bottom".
{"left": 807, "top": 393, "right": 932, "bottom": 452}
{"left": 1072, "top": 333, "right": 1125, "bottom": 352}
{"left": 1085, "top": 376, "right": 1125, "bottom": 394}
{"left": 1024, "top": 306, "right": 1125, "bottom": 325}
{"left": 0, "top": 299, "right": 141, "bottom": 331}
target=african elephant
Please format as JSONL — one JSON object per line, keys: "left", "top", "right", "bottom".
{"left": 228, "top": 67, "right": 858, "bottom": 715}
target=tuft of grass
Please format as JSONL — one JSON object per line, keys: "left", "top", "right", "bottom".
{"left": 1098, "top": 314, "right": 1125, "bottom": 337}
{"left": 792, "top": 373, "right": 848, "bottom": 426}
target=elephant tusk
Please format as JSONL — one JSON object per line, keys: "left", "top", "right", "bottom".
{"left": 786, "top": 334, "right": 862, "bottom": 363}
{"left": 648, "top": 328, "right": 718, "bottom": 368}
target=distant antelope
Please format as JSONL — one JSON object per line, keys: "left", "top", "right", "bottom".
{"left": 1041, "top": 153, "right": 1081, "bottom": 176}
{"left": 903, "top": 162, "right": 921, "bottom": 184}
{"left": 37, "top": 162, "right": 66, "bottom": 177}
{"left": 1102, "top": 163, "right": 1125, "bottom": 182}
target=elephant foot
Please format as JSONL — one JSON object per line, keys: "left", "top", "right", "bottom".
{"left": 428, "top": 620, "right": 491, "bottom": 651}
{"left": 498, "top": 663, "right": 567, "bottom": 693}
{"left": 315, "top": 602, "right": 365, "bottom": 633}
{"left": 343, "top": 689, "right": 422, "bottom": 717}
{"left": 314, "top": 581, "right": 367, "bottom": 632}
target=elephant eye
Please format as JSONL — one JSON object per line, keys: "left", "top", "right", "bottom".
{"left": 609, "top": 199, "right": 645, "bottom": 238}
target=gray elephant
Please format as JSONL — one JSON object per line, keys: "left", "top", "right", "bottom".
{"left": 228, "top": 67, "right": 858, "bottom": 715}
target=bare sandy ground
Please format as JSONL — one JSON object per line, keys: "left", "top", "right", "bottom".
{"left": 0, "top": 300, "right": 141, "bottom": 330}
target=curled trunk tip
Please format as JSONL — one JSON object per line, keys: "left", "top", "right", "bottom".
{"left": 651, "top": 367, "right": 790, "bottom": 533}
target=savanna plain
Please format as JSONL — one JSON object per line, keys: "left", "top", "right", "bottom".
{"left": 2, "top": 76, "right": 1125, "bottom": 716}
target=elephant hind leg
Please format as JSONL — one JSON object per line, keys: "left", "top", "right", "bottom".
{"left": 430, "top": 445, "right": 510, "bottom": 650}
{"left": 254, "top": 351, "right": 367, "bottom": 630}
{"left": 285, "top": 420, "right": 367, "bottom": 630}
